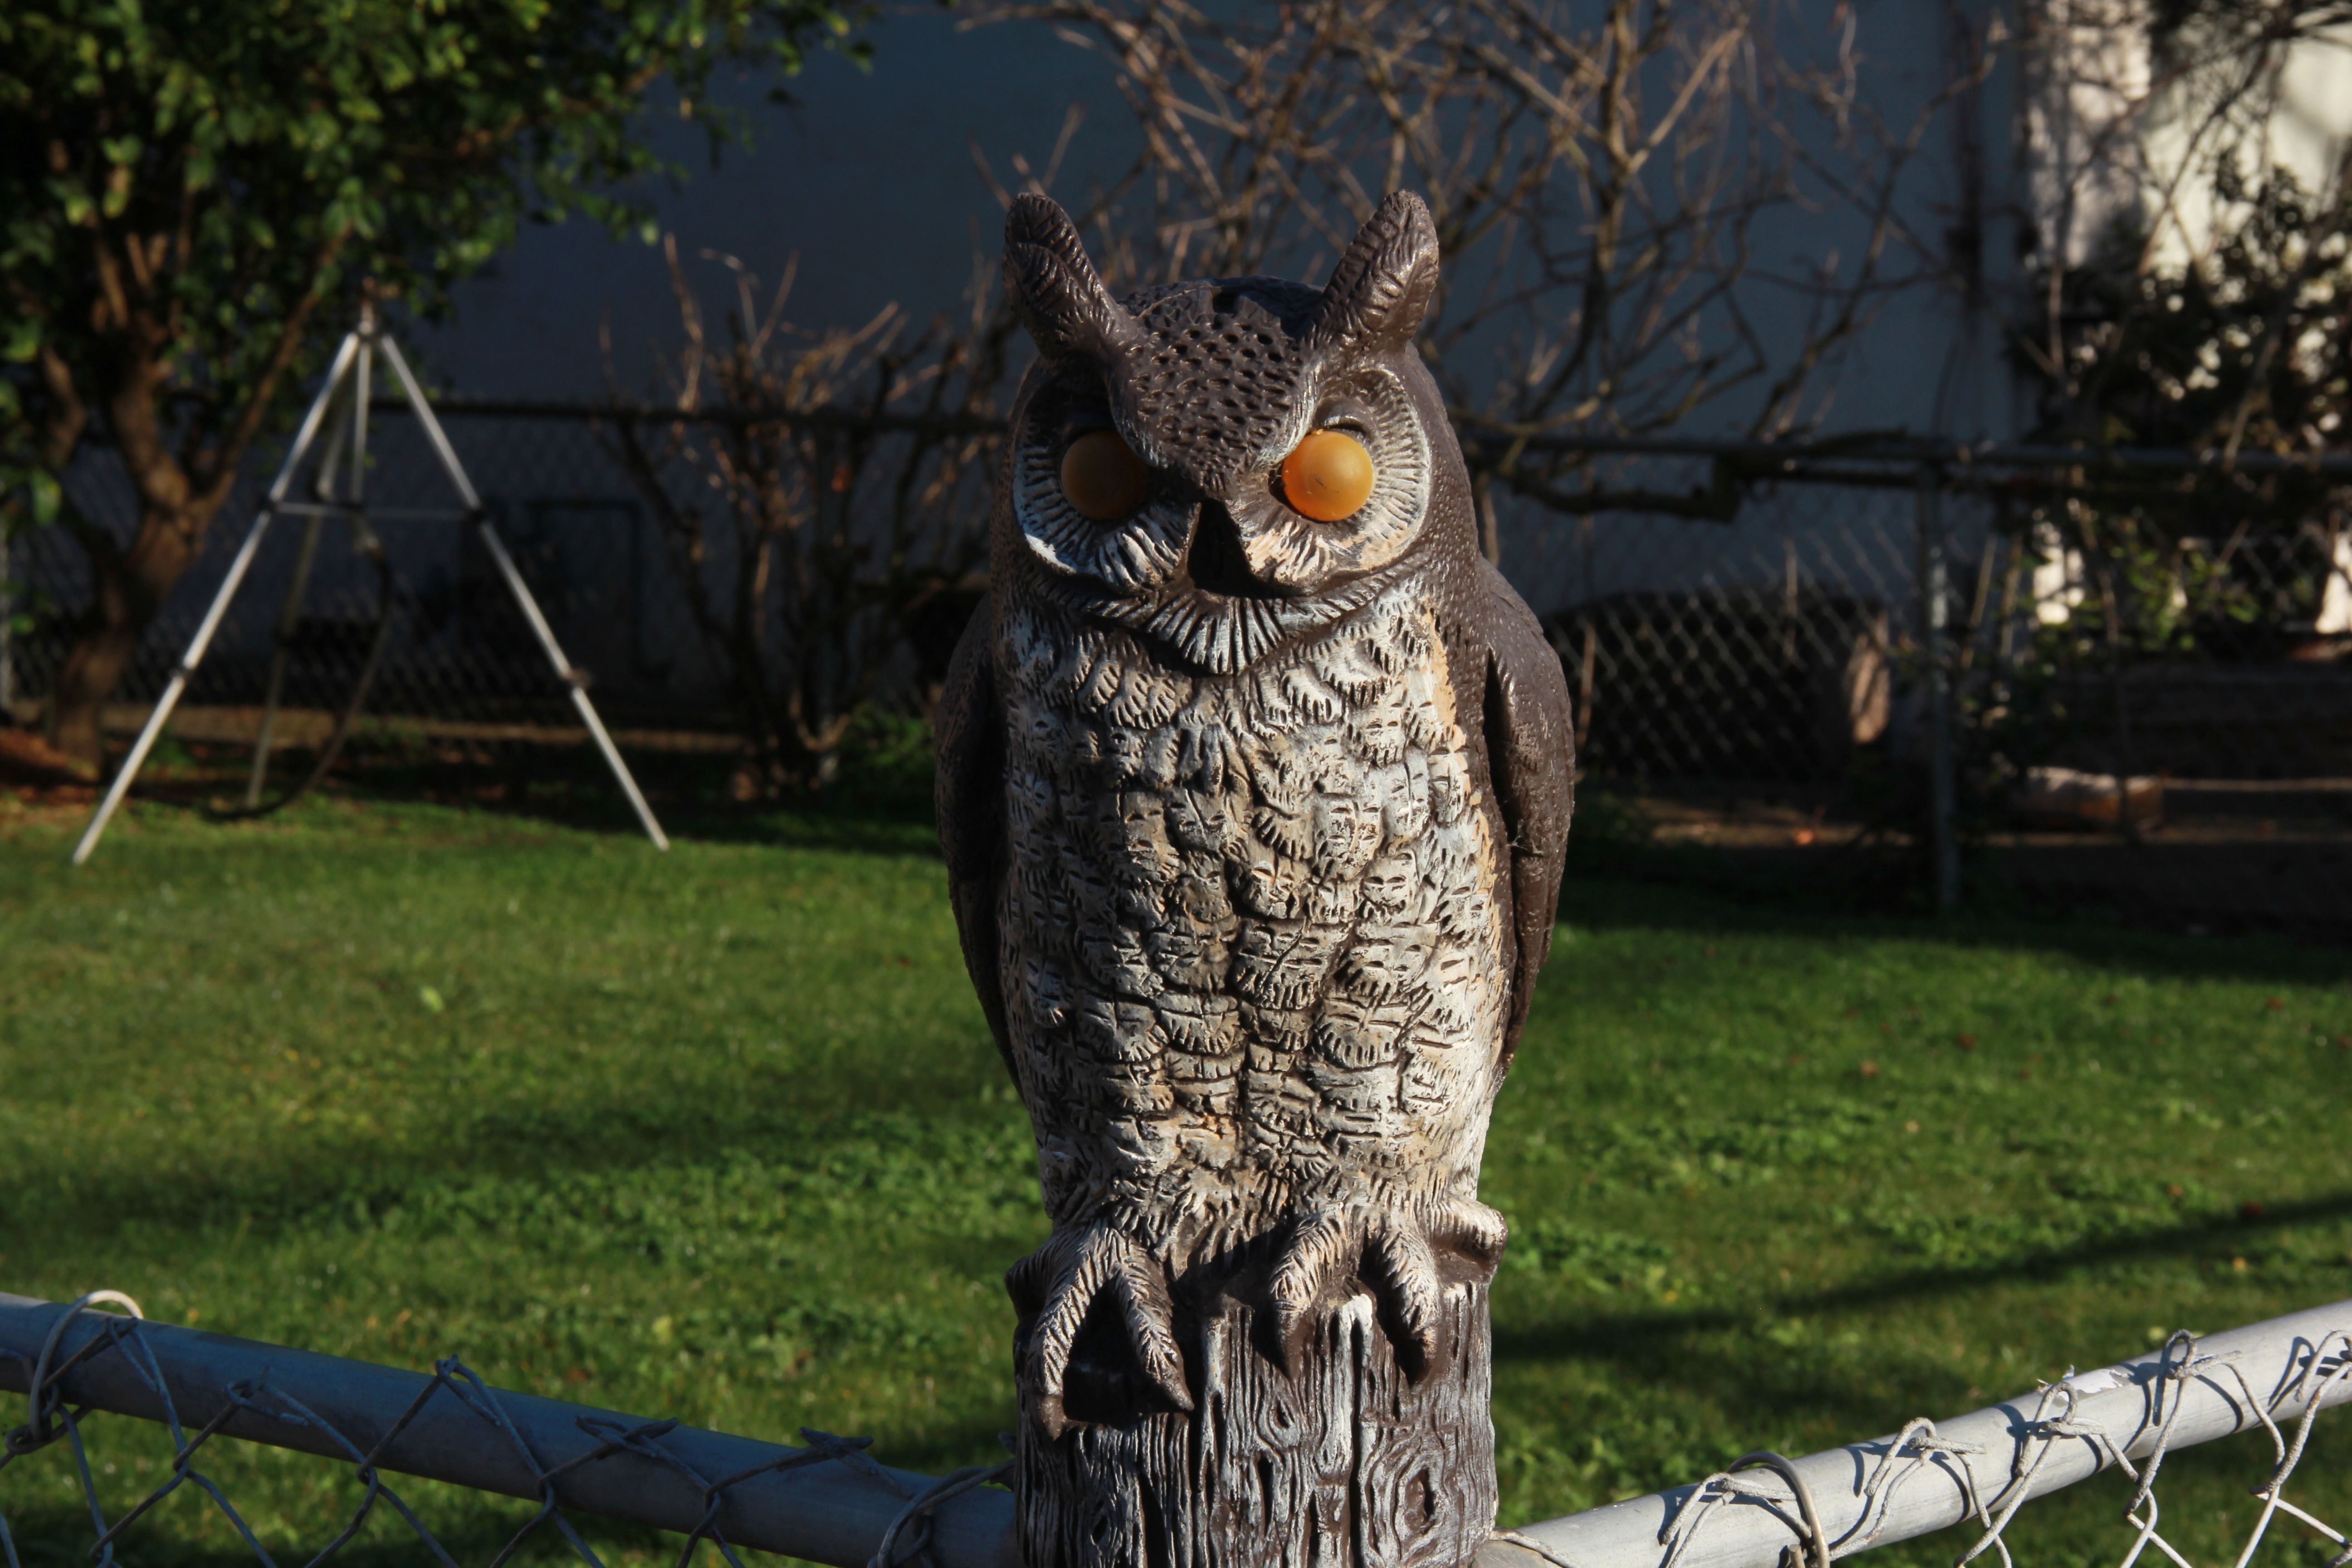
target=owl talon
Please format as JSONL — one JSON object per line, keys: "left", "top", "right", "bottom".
{"left": 1265, "top": 1196, "right": 1507, "bottom": 1379}
{"left": 1267, "top": 1204, "right": 1356, "bottom": 1362}
{"left": 1365, "top": 1217, "right": 1443, "bottom": 1374}
{"left": 1017, "top": 1222, "right": 1193, "bottom": 1435}
{"left": 1429, "top": 1194, "right": 1510, "bottom": 1262}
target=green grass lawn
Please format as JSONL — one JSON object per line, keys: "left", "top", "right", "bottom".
{"left": 1, "top": 791, "right": 2347, "bottom": 1568}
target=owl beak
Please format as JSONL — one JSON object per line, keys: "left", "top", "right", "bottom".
{"left": 1184, "top": 500, "right": 1282, "bottom": 600}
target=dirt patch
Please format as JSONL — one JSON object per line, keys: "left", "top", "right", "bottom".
{"left": 1589, "top": 779, "right": 2352, "bottom": 934}
{"left": 0, "top": 730, "right": 98, "bottom": 811}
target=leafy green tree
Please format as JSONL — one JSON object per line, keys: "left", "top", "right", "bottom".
{"left": 1, "top": 0, "right": 868, "bottom": 767}
{"left": 2028, "top": 166, "right": 2350, "bottom": 463}
{"left": 2014, "top": 163, "right": 2351, "bottom": 661}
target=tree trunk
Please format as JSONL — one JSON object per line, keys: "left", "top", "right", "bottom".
{"left": 1014, "top": 1281, "right": 1495, "bottom": 1568}
{"left": 47, "top": 501, "right": 213, "bottom": 770}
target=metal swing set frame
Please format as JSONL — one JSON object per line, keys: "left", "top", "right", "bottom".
{"left": 70, "top": 304, "right": 670, "bottom": 864}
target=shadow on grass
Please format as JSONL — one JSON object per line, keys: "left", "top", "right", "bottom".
{"left": 1496, "top": 1187, "right": 2352, "bottom": 1370}
{"left": 2, "top": 1081, "right": 1030, "bottom": 1259}
{"left": 113, "top": 744, "right": 946, "bottom": 862}
{"left": 1482, "top": 1190, "right": 2352, "bottom": 1464}
{"left": 1558, "top": 872, "right": 2352, "bottom": 989}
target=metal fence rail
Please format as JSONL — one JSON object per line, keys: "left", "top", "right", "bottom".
{"left": 5, "top": 1289, "right": 2347, "bottom": 1568}
{"left": 0, "top": 1291, "right": 1012, "bottom": 1568}
{"left": 1488, "top": 1298, "right": 2352, "bottom": 1568}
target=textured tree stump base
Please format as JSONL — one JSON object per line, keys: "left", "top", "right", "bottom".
{"left": 1016, "top": 1282, "right": 1494, "bottom": 1568}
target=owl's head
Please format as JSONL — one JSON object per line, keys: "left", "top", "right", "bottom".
{"left": 997, "top": 191, "right": 1468, "bottom": 672}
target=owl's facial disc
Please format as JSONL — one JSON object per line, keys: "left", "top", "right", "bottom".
{"left": 1010, "top": 385, "right": 1191, "bottom": 593}
{"left": 1011, "top": 357, "right": 1432, "bottom": 612}
{"left": 1215, "top": 369, "right": 1433, "bottom": 593}
{"left": 1001, "top": 191, "right": 1446, "bottom": 666}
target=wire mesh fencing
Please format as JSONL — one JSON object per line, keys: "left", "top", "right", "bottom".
{"left": 6, "top": 410, "right": 725, "bottom": 740}
{"left": 2, "top": 397, "right": 990, "bottom": 810}
{"left": 0, "top": 1290, "right": 1013, "bottom": 1568}
{"left": 5, "top": 407, "right": 2349, "bottom": 928}
{"left": 5, "top": 1289, "right": 2347, "bottom": 1568}
{"left": 1501, "top": 439, "right": 2352, "bottom": 934}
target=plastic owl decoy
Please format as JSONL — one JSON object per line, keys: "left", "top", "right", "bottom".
{"left": 936, "top": 191, "right": 1574, "bottom": 1568}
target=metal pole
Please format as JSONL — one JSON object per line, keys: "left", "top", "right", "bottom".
{"left": 7, "top": 1288, "right": 2347, "bottom": 1568}
{"left": 475, "top": 522, "right": 670, "bottom": 851}
{"left": 373, "top": 333, "right": 668, "bottom": 852}
{"left": 1482, "top": 1296, "right": 2352, "bottom": 1568}
{"left": 1916, "top": 466, "right": 1959, "bottom": 910}
{"left": 372, "top": 333, "right": 482, "bottom": 510}
{"left": 244, "top": 503, "right": 334, "bottom": 807}
{"left": 0, "top": 1292, "right": 1009, "bottom": 1568}
{"left": 250, "top": 312, "right": 374, "bottom": 807}
{"left": 71, "top": 330, "right": 365, "bottom": 865}
{"left": 243, "top": 366, "right": 357, "bottom": 789}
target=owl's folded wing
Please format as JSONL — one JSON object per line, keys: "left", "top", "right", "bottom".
{"left": 1478, "top": 557, "right": 1576, "bottom": 1076}
{"left": 934, "top": 603, "right": 1014, "bottom": 1069}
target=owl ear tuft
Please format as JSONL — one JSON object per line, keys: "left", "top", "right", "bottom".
{"left": 1308, "top": 190, "right": 1440, "bottom": 353}
{"left": 1004, "top": 195, "right": 1141, "bottom": 364}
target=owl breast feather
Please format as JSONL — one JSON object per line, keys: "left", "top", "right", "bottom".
{"left": 993, "top": 585, "right": 1511, "bottom": 1250}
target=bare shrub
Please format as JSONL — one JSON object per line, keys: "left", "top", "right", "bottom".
{"left": 602, "top": 239, "right": 1014, "bottom": 792}
{"left": 972, "top": 0, "right": 1997, "bottom": 524}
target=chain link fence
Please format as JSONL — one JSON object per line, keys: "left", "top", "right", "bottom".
{"left": 1503, "top": 438, "right": 2352, "bottom": 934}
{"left": 5, "top": 1289, "right": 2347, "bottom": 1568}
{"left": 5, "top": 409, "right": 2348, "bottom": 929}
{"left": 4, "top": 407, "right": 734, "bottom": 754}
{"left": 0, "top": 1290, "right": 1011, "bottom": 1568}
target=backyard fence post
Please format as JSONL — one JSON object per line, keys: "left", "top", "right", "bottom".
{"left": 1917, "top": 464, "right": 1959, "bottom": 910}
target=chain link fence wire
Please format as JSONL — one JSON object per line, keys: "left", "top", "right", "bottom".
{"left": 7, "top": 422, "right": 649, "bottom": 819}
{"left": 1502, "top": 442, "right": 2352, "bottom": 933}
{"left": 1493, "top": 1299, "right": 2352, "bottom": 1568}
{"left": 1630, "top": 1331, "right": 2350, "bottom": 1568}
{"left": 0, "top": 1291, "right": 1013, "bottom": 1568}
{"left": 6, "top": 1290, "right": 2348, "bottom": 1568}
{"left": 4, "top": 409, "right": 2348, "bottom": 928}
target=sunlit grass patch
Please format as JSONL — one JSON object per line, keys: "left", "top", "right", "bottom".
{"left": 2, "top": 801, "right": 2346, "bottom": 1566}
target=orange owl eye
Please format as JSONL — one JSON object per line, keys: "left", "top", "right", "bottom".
{"left": 1060, "top": 429, "right": 1149, "bottom": 520}
{"left": 1281, "top": 429, "right": 1376, "bottom": 522}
